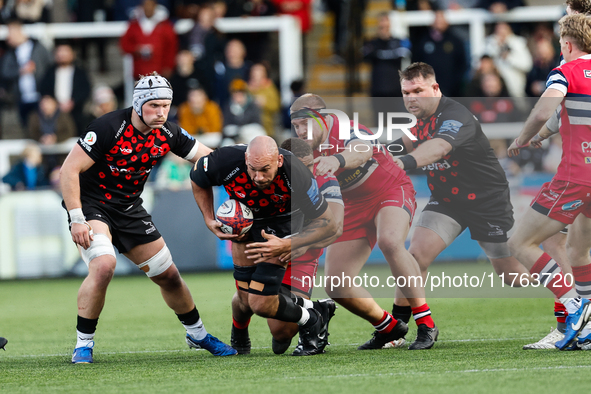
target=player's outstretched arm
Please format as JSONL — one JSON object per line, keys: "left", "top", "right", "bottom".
{"left": 60, "top": 144, "right": 96, "bottom": 249}
{"left": 190, "top": 180, "right": 238, "bottom": 241}
{"left": 508, "top": 89, "right": 563, "bottom": 157}
{"left": 394, "top": 138, "right": 452, "bottom": 170}
{"left": 314, "top": 140, "right": 373, "bottom": 176}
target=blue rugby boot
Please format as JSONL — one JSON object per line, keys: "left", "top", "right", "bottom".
{"left": 186, "top": 333, "right": 237, "bottom": 356}
{"left": 72, "top": 341, "right": 94, "bottom": 364}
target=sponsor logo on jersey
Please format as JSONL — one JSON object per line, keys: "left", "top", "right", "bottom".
{"left": 423, "top": 160, "right": 451, "bottom": 171}
{"left": 115, "top": 121, "right": 126, "bottom": 138}
{"left": 223, "top": 167, "right": 240, "bottom": 182}
{"left": 161, "top": 125, "right": 174, "bottom": 138}
{"left": 562, "top": 200, "right": 584, "bottom": 211}
{"left": 84, "top": 131, "right": 97, "bottom": 145}
{"left": 180, "top": 127, "right": 195, "bottom": 140}
{"left": 438, "top": 120, "right": 463, "bottom": 134}
{"left": 585, "top": 157, "right": 591, "bottom": 164}
{"left": 108, "top": 165, "right": 152, "bottom": 175}
{"left": 306, "top": 179, "right": 320, "bottom": 205}
{"left": 581, "top": 142, "right": 591, "bottom": 153}
{"left": 585, "top": 70, "right": 591, "bottom": 79}
{"left": 120, "top": 147, "right": 133, "bottom": 154}
{"left": 142, "top": 220, "right": 156, "bottom": 234}
{"left": 203, "top": 157, "right": 209, "bottom": 172}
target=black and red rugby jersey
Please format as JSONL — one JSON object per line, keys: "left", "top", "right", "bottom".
{"left": 411, "top": 97, "right": 508, "bottom": 205}
{"left": 78, "top": 108, "right": 198, "bottom": 207}
{"left": 190, "top": 145, "right": 328, "bottom": 221}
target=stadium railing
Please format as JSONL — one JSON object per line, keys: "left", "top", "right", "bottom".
{"left": 390, "top": 6, "right": 565, "bottom": 67}
{"left": 0, "top": 15, "right": 303, "bottom": 106}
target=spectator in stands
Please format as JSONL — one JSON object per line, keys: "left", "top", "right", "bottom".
{"left": 248, "top": 63, "right": 280, "bottom": 138}
{"left": 363, "top": 12, "right": 411, "bottom": 114}
{"left": 282, "top": 79, "right": 304, "bottom": 130}
{"left": 89, "top": 85, "right": 118, "bottom": 122}
{"left": 483, "top": 22, "right": 532, "bottom": 98}
{"left": 120, "top": 0, "right": 178, "bottom": 79}
{"left": 68, "top": 0, "right": 109, "bottom": 73}
{"left": 526, "top": 38, "right": 558, "bottom": 97}
{"left": 214, "top": 39, "right": 251, "bottom": 108}
{"left": 227, "top": 0, "right": 276, "bottom": 63}
{"left": 412, "top": 10, "right": 467, "bottom": 97}
{"left": 28, "top": 95, "right": 76, "bottom": 145}
{"left": 468, "top": 73, "right": 522, "bottom": 123}
{"left": 465, "top": 55, "right": 508, "bottom": 96}
{"left": 1, "top": 143, "right": 49, "bottom": 191}
{"left": 178, "top": 6, "right": 225, "bottom": 100}
{"left": 271, "top": 0, "right": 312, "bottom": 67}
{"left": 177, "top": 87, "right": 223, "bottom": 144}
{"left": 113, "top": 0, "right": 172, "bottom": 21}
{"left": 479, "top": 0, "right": 524, "bottom": 13}
{"left": 14, "top": 0, "right": 49, "bottom": 23}
{"left": 0, "top": 18, "right": 51, "bottom": 130}
{"left": 39, "top": 43, "right": 91, "bottom": 136}
{"left": 169, "top": 50, "right": 209, "bottom": 108}
{"left": 221, "top": 78, "right": 265, "bottom": 146}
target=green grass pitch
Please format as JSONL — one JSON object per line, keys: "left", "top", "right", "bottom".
{"left": 1, "top": 263, "right": 591, "bottom": 393}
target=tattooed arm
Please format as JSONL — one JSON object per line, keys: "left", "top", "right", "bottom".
{"left": 245, "top": 207, "right": 338, "bottom": 264}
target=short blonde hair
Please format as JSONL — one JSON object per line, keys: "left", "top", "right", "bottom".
{"left": 559, "top": 13, "right": 591, "bottom": 53}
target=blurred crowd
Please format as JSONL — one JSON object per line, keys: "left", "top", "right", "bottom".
{"left": 0, "top": 0, "right": 570, "bottom": 192}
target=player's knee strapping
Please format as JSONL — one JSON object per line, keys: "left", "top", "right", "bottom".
{"left": 234, "top": 265, "right": 256, "bottom": 291}
{"left": 137, "top": 245, "right": 173, "bottom": 277}
{"left": 248, "top": 263, "right": 286, "bottom": 296}
{"left": 80, "top": 233, "right": 116, "bottom": 266}
{"left": 478, "top": 241, "right": 511, "bottom": 259}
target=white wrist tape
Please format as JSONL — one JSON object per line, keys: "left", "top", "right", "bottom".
{"left": 69, "top": 208, "right": 86, "bottom": 224}
{"left": 69, "top": 208, "right": 93, "bottom": 235}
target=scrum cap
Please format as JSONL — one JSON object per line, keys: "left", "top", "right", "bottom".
{"left": 132, "top": 74, "right": 173, "bottom": 116}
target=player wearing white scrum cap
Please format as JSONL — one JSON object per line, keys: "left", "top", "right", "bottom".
{"left": 59, "top": 72, "right": 236, "bottom": 364}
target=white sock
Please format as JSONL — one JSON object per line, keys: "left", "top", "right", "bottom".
{"left": 560, "top": 296, "right": 582, "bottom": 315}
{"left": 297, "top": 307, "right": 310, "bottom": 326}
{"left": 302, "top": 299, "right": 314, "bottom": 309}
{"left": 76, "top": 330, "right": 94, "bottom": 348}
{"left": 184, "top": 318, "right": 207, "bottom": 341}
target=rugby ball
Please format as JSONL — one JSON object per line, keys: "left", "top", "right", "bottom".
{"left": 216, "top": 199, "right": 254, "bottom": 235}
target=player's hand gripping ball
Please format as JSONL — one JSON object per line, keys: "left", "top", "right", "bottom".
{"left": 216, "top": 199, "right": 254, "bottom": 235}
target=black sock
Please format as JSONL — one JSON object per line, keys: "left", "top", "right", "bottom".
{"left": 176, "top": 307, "right": 200, "bottom": 326}
{"left": 392, "top": 304, "right": 412, "bottom": 324}
{"left": 77, "top": 315, "right": 98, "bottom": 334}
{"left": 273, "top": 293, "right": 304, "bottom": 323}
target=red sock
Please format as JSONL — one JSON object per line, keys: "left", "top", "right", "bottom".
{"left": 412, "top": 304, "right": 435, "bottom": 328}
{"left": 371, "top": 310, "right": 398, "bottom": 333}
{"left": 554, "top": 301, "right": 567, "bottom": 323}
{"left": 572, "top": 264, "right": 591, "bottom": 297}
{"left": 530, "top": 253, "right": 574, "bottom": 299}
{"left": 232, "top": 317, "right": 250, "bottom": 330}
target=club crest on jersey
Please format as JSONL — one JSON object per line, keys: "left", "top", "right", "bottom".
{"left": 84, "top": 131, "right": 97, "bottom": 145}
{"left": 562, "top": 200, "right": 584, "bottom": 211}
{"left": 438, "top": 120, "right": 463, "bottom": 134}
{"left": 203, "top": 157, "right": 209, "bottom": 172}
{"left": 585, "top": 70, "right": 591, "bottom": 78}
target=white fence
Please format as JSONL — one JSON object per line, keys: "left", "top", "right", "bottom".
{"left": 0, "top": 15, "right": 303, "bottom": 105}
{"left": 390, "top": 6, "right": 565, "bottom": 66}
